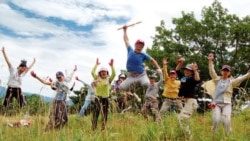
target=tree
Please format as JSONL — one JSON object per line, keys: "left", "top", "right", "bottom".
{"left": 147, "top": 0, "right": 250, "bottom": 82}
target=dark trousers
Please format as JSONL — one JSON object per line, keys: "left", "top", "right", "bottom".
{"left": 92, "top": 97, "right": 109, "bottom": 130}
{"left": 45, "top": 100, "right": 68, "bottom": 131}
{"left": 3, "top": 87, "right": 26, "bottom": 108}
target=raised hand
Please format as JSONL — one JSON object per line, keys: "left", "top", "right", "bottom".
{"left": 122, "top": 25, "right": 128, "bottom": 31}
{"left": 177, "top": 57, "right": 185, "bottom": 64}
{"left": 162, "top": 58, "right": 168, "bottom": 65}
{"left": 96, "top": 58, "right": 101, "bottom": 65}
{"left": 208, "top": 53, "right": 214, "bottom": 61}
{"left": 73, "top": 65, "right": 77, "bottom": 71}
{"left": 30, "top": 71, "right": 37, "bottom": 78}
{"left": 49, "top": 78, "right": 53, "bottom": 82}
{"left": 75, "top": 76, "right": 80, "bottom": 81}
{"left": 192, "top": 62, "right": 198, "bottom": 71}
{"left": 109, "top": 59, "right": 114, "bottom": 66}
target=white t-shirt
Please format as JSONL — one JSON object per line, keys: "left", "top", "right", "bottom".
{"left": 7, "top": 67, "right": 26, "bottom": 88}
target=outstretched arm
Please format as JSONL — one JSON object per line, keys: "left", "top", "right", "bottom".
{"left": 150, "top": 58, "right": 161, "bottom": 73}
{"left": 30, "top": 71, "right": 52, "bottom": 86}
{"left": 208, "top": 53, "right": 218, "bottom": 79}
{"left": 2, "top": 47, "right": 12, "bottom": 68}
{"left": 25, "top": 58, "right": 36, "bottom": 73}
{"left": 109, "top": 59, "right": 116, "bottom": 82}
{"left": 192, "top": 63, "right": 200, "bottom": 81}
{"left": 162, "top": 58, "right": 169, "bottom": 81}
{"left": 65, "top": 65, "right": 77, "bottom": 82}
{"left": 123, "top": 26, "right": 130, "bottom": 48}
{"left": 91, "top": 58, "right": 100, "bottom": 79}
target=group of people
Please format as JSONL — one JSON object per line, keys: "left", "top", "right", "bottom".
{"left": 1, "top": 24, "right": 250, "bottom": 135}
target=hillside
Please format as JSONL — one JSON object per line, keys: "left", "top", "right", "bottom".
{"left": 0, "top": 86, "right": 74, "bottom": 105}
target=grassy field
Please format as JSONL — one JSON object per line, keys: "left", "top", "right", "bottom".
{"left": 0, "top": 109, "right": 250, "bottom": 141}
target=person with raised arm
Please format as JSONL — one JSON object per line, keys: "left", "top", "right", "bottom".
{"left": 30, "top": 65, "right": 77, "bottom": 131}
{"left": 91, "top": 58, "right": 116, "bottom": 131}
{"left": 119, "top": 25, "right": 162, "bottom": 91}
{"left": 141, "top": 70, "right": 163, "bottom": 123}
{"left": 159, "top": 58, "right": 183, "bottom": 115}
{"left": 176, "top": 57, "right": 200, "bottom": 136}
{"left": 76, "top": 76, "right": 96, "bottom": 118}
{"left": 1, "top": 46, "right": 35, "bottom": 109}
{"left": 208, "top": 53, "right": 250, "bottom": 134}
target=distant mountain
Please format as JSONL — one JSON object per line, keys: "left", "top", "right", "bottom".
{"left": 0, "top": 86, "right": 6, "bottom": 98}
{"left": 0, "top": 86, "right": 74, "bottom": 105}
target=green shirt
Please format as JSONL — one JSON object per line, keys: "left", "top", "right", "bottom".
{"left": 91, "top": 65, "right": 116, "bottom": 97}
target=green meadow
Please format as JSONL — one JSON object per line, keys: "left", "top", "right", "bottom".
{"left": 0, "top": 109, "right": 249, "bottom": 141}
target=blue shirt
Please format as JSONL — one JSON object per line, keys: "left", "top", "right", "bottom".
{"left": 126, "top": 46, "right": 151, "bottom": 74}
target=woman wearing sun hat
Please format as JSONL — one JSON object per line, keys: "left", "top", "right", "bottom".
{"left": 208, "top": 53, "right": 250, "bottom": 134}
{"left": 91, "top": 58, "right": 116, "bottom": 131}
{"left": 30, "top": 65, "right": 77, "bottom": 131}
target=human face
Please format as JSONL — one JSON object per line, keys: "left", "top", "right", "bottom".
{"left": 183, "top": 69, "right": 193, "bottom": 77}
{"left": 169, "top": 73, "right": 177, "bottom": 80}
{"left": 149, "top": 78, "right": 156, "bottom": 84}
{"left": 134, "top": 43, "right": 144, "bottom": 53}
{"left": 57, "top": 76, "right": 64, "bottom": 82}
{"left": 18, "top": 66, "right": 27, "bottom": 73}
{"left": 99, "top": 71, "right": 108, "bottom": 78}
{"left": 221, "top": 69, "right": 230, "bottom": 78}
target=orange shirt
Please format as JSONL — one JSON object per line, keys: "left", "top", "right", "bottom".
{"left": 162, "top": 65, "right": 180, "bottom": 98}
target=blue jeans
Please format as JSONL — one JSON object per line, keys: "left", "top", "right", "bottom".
{"left": 78, "top": 100, "right": 92, "bottom": 117}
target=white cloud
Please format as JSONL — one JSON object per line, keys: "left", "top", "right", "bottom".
{"left": 0, "top": 0, "right": 249, "bottom": 97}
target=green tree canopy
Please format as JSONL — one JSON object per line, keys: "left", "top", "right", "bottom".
{"left": 147, "top": 0, "right": 250, "bottom": 82}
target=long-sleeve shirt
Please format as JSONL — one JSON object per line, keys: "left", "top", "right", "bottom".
{"left": 54, "top": 70, "right": 75, "bottom": 101}
{"left": 145, "top": 72, "right": 163, "bottom": 98}
{"left": 161, "top": 65, "right": 180, "bottom": 99}
{"left": 209, "top": 63, "right": 250, "bottom": 103}
{"left": 91, "top": 65, "right": 116, "bottom": 98}
{"left": 79, "top": 80, "right": 95, "bottom": 101}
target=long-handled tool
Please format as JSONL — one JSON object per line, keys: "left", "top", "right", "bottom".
{"left": 117, "top": 21, "right": 142, "bottom": 30}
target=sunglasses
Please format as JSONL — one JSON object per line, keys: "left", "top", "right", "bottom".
{"left": 57, "top": 77, "right": 62, "bottom": 79}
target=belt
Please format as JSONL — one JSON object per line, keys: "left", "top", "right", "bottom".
{"left": 129, "top": 72, "right": 141, "bottom": 77}
{"left": 166, "top": 97, "right": 177, "bottom": 100}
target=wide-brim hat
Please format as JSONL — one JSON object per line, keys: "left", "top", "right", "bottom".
{"left": 182, "top": 64, "right": 193, "bottom": 71}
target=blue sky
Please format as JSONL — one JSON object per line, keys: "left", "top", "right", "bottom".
{"left": 0, "top": 0, "right": 249, "bottom": 98}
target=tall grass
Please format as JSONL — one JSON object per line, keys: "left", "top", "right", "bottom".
{"left": 0, "top": 108, "right": 250, "bottom": 141}
{"left": 0, "top": 109, "right": 250, "bottom": 141}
